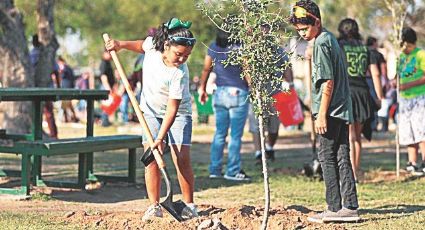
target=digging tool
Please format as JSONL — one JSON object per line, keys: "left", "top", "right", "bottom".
{"left": 102, "top": 33, "right": 186, "bottom": 222}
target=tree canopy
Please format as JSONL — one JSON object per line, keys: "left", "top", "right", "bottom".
{"left": 14, "top": 0, "right": 425, "bottom": 75}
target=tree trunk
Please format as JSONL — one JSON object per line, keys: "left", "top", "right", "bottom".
{"left": 0, "top": 0, "right": 57, "bottom": 134}
{"left": 0, "top": 1, "right": 33, "bottom": 133}
{"left": 35, "top": 0, "right": 59, "bottom": 87}
{"left": 257, "top": 92, "right": 270, "bottom": 230}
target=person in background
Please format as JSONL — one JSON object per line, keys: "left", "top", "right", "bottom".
{"left": 366, "top": 36, "right": 388, "bottom": 132}
{"left": 119, "top": 28, "right": 156, "bottom": 124}
{"left": 199, "top": 29, "right": 251, "bottom": 181}
{"left": 248, "top": 47, "right": 294, "bottom": 164}
{"left": 57, "top": 56, "right": 79, "bottom": 123}
{"left": 289, "top": 0, "right": 359, "bottom": 223}
{"left": 75, "top": 68, "right": 94, "bottom": 120}
{"left": 99, "top": 50, "right": 116, "bottom": 127}
{"left": 397, "top": 27, "right": 425, "bottom": 176}
{"left": 337, "top": 18, "right": 383, "bottom": 181}
{"left": 30, "top": 34, "right": 58, "bottom": 139}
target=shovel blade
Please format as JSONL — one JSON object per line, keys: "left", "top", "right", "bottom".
{"left": 158, "top": 167, "right": 189, "bottom": 222}
{"left": 160, "top": 199, "right": 188, "bottom": 222}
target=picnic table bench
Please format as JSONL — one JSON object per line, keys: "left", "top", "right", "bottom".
{"left": 0, "top": 88, "right": 143, "bottom": 196}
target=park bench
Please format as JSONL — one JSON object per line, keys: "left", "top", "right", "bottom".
{"left": 0, "top": 134, "right": 142, "bottom": 194}
{"left": 0, "top": 88, "right": 144, "bottom": 196}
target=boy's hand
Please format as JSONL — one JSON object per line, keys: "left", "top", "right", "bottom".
{"left": 198, "top": 88, "right": 208, "bottom": 105}
{"left": 315, "top": 115, "right": 327, "bottom": 134}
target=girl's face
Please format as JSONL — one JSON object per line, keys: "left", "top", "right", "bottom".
{"left": 163, "top": 44, "right": 193, "bottom": 67}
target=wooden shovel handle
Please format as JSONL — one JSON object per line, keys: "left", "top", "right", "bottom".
{"left": 102, "top": 33, "right": 165, "bottom": 169}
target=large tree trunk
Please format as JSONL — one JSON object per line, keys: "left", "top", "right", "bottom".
{"left": 35, "top": 0, "right": 59, "bottom": 87}
{"left": 0, "top": 0, "right": 57, "bottom": 134}
{"left": 0, "top": 1, "right": 33, "bottom": 133}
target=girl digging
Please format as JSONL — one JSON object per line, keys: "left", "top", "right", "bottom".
{"left": 105, "top": 18, "right": 198, "bottom": 221}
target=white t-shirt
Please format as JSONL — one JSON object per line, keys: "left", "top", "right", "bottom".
{"left": 140, "top": 37, "right": 192, "bottom": 117}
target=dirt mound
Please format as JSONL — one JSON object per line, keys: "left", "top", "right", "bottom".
{"left": 60, "top": 205, "right": 348, "bottom": 230}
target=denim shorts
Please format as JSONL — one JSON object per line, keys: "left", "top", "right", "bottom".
{"left": 142, "top": 114, "right": 192, "bottom": 146}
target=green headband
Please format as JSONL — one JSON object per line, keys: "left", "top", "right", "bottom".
{"left": 164, "top": 18, "right": 192, "bottom": 30}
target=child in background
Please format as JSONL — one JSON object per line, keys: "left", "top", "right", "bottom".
{"left": 289, "top": 0, "right": 359, "bottom": 223}
{"left": 105, "top": 17, "right": 198, "bottom": 221}
{"left": 337, "top": 18, "right": 383, "bottom": 181}
{"left": 398, "top": 27, "right": 425, "bottom": 176}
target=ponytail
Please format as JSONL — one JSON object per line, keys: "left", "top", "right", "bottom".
{"left": 153, "top": 18, "right": 196, "bottom": 53}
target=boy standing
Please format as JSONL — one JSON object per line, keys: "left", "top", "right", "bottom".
{"left": 289, "top": 0, "right": 360, "bottom": 223}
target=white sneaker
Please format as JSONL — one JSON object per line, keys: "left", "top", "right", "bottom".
{"left": 142, "top": 204, "right": 163, "bottom": 221}
{"left": 181, "top": 203, "right": 199, "bottom": 220}
{"left": 224, "top": 170, "right": 251, "bottom": 181}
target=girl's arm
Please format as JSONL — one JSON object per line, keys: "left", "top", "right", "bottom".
{"left": 105, "top": 39, "right": 145, "bottom": 53}
{"left": 152, "top": 99, "right": 181, "bottom": 152}
{"left": 369, "top": 63, "right": 384, "bottom": 100}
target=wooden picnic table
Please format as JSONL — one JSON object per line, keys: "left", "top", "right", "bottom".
{"left": 0, "top": 88, "right": 142, "bottom": 196}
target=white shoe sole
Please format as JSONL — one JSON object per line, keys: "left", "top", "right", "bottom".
{"left": 223, "top": 175, "right": 251, "bottom": 181}
{"left": 307, "top": 216, "right": 324, "bottom": 224}
{"left": 323, "top": 216, "right": 361, "bottom": 222}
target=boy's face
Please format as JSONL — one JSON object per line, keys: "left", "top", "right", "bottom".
{"left": 294, "top": 23, "right": 320, "bottom": 41}
{"left": 401, "top": 41, "right": 415, "bottom": 55}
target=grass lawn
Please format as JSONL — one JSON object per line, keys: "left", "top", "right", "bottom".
{"left": 1, "top": 123, "right": 424, "bottom": 229}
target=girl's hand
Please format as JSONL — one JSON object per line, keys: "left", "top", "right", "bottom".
{"left": 105, "top": 39, "right": 121, "bottom": 52}
{"left": 151, "top": 139, "right": 164, "bottom": 155}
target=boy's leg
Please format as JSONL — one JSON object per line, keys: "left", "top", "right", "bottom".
{"left": 336, "top": 122, "right": 359, "bottom": 210}
{"left": 170, "top": 145, "right": 194, "bottom": 203}
{"left": 317, "top": 117, "right": 343, "bottom": 212}
{"left": 420, "top": 141, "right": 425, "bottom": 162}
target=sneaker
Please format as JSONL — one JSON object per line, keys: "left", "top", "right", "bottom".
{"left": 142, "top": 204, "right": 163, "bottom": 221}
{"left": 266, "top": 150, "right": 275, "bottom": 161}
{"left": 181, "top": 203, "right": 199, "bottom": 220}
{"left": 209, "top": 174, "right": 222, "bottom": 179}
{"left": 224, "top": 170, "right": 251, "bottom": 181}
{"left": 307, "top": 210, "right": 338, "bottom": 224}
{"left": 323, "top": 207, "right": 360, "bottom": 223}
{"left": 406, "top": 162, "right": 424, "bottom": 176}
{"left": 255, "top": 153, "right": 262, "bottom": 165}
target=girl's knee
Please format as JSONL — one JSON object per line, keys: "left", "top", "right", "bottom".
{"left": 145, "top": 162, "right": 159, "bottom": 171}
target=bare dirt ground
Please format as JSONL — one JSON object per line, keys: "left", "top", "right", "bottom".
{"left": 0, "top": 120, "right": 412, "bottom": 229}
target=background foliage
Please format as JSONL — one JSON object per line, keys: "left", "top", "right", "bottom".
{"left": 14, "top": 0, "right": 425, "bottom": 77}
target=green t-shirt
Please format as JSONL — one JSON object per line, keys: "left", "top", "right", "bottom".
{"left": 398, "top": 47, "right": 425, "bottom": 99}
{"left": 312, "top": 28, "right": 353, "bottom": 122}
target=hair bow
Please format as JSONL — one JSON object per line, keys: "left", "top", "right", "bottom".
{"left": 165, "top": 18, "right": 192, "bottom": 30}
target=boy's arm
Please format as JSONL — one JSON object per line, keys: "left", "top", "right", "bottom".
{"left": 400, "top": 75, "right": 425, "bottom": 90}
{"left": 316, "top": 79, "right": 334, "bottom": 134}
{"left": 199, "top": 55, "right": 213, "bottom": 104}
